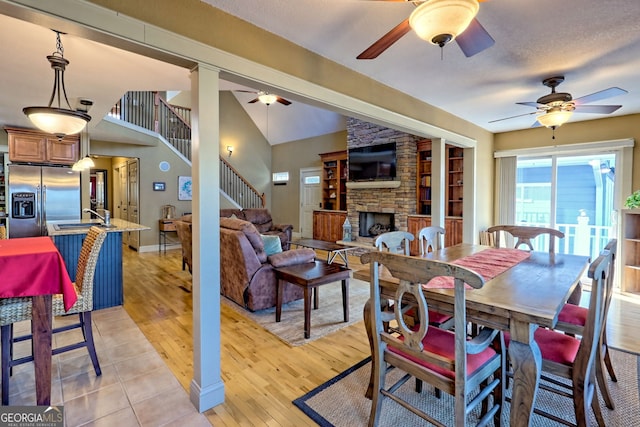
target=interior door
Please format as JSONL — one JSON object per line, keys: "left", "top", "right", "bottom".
{"left": 300, "top": 168, "right": 322, "bottom": 238}
{"left": 115, "top": 162, "right": 128, "bottom": 245}
{"left": 127, "top": 159, "right": 139, "bottom": 249}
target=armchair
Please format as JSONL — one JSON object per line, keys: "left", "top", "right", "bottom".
{"left": 220, "top": 217, "right": 314, "bottom": 311}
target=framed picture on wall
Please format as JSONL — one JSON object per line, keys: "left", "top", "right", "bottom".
{"left": 178, "top": 176, "right": 192, "bottom": 200}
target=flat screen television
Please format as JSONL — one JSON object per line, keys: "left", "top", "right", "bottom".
{"left": 348, "top": 142, "right": 397, "bottom": 181}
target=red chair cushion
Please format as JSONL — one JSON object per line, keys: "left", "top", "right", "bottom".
{"left": 388, "top": 326, "right": 497, "bottom": 380}
{"left": 404, "top": 307, "right": 453, "bottom": 327}
{"left": 504, "top": 328, "right": 580, "bottom": 366}
{"left": 557, "top": 303, "right": 587, "bottom": 327}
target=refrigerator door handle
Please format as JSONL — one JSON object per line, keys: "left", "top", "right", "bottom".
{"left": 41, "top": 184, "right": 46, "bottom": 232}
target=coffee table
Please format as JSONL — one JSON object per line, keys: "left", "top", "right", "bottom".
{"left": 274, "top": 260, "right": 351, "bottom": 339}
{"left": 291, "top": 238, "right": 358, "bottom": 267}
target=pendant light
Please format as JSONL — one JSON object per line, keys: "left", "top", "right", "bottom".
{"left": 23, "top": 31, "right": 91, "bottom": 139}
{"left": 72, "top": 100, "right": 95, "bottom": 171}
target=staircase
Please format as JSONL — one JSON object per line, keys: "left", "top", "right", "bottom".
{"left": 108, "top": 91, "right": 265, "bottom": 209}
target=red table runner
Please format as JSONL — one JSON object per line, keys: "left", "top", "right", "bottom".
{"left": 423, "top": 248, "right": 531, "bottom": 289}
{"left": 0, "top": 237, "right": 77, "bottom": 311}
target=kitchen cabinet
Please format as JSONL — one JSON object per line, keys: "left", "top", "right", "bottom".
{"left": 621, "top": 209, "right": 640, "bottom": 293}
{"left": 5, "top": 126, "right": 79, "bottom": 165}
{"left": 407, "top": 215, "right": 463, "bottom": 255}
{"left": 313, "top": 210, "right": 347, "bottom": 242}
{"left": 320, "top": 151, "right": 347, "bottom": 211}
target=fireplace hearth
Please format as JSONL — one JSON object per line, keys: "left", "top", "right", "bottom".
{"left": 359, "top": 212, "right": 395, "bottom": 237}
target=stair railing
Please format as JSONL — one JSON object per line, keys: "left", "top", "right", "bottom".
{"left": 109, "top": 91, "right": 265, "bottom": 208}
{"left": 220, "top": 157, "right": 266, "bottom": 209}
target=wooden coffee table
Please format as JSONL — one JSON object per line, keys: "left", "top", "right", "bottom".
{"left": 290, "top": 238, "right": 358, "bottom": 267}
{"left": 275, "top": 260, "right": 351, "bottom": 339}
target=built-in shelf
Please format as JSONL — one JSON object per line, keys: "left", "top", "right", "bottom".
{"left": 346, "top": 180, "right": 402, "bottom": 189}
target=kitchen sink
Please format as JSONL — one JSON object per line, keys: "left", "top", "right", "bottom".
{"left": 52, "top": 222, "right": 115, "bottom": 231}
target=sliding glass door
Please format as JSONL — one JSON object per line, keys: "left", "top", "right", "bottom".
{"left": 515, "top": 153, "right": 616, "bottom": 260}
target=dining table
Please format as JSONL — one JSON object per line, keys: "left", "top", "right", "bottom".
{"left": 354, "top": 243, "right": 590, "bottom": 426}
{"left": 0, "top": 236, "right": 76, "bottom": 406}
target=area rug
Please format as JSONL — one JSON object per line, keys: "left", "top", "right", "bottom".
{"left": 221, "top": 277, "right": 370, "bottom": 346}
{"left": 294, "top": 349, "right": 640, "bottom": 426}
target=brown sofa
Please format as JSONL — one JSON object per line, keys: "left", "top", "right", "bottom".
{"left": 220, "top": 217, "right": 315, "bottom": 311}
{"left": 220, "top": 208, "right": 292, "bottom": 250}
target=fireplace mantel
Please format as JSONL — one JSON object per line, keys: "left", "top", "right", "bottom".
{"left": 346, "top": 180, "right": 402, "bottom": 189}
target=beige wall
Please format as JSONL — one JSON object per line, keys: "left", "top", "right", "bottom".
{"left": 271, "top": 131, "right": 347, "bottom": 231}
{"left": 219, "top": 91, "right": 272, "bottom": 209}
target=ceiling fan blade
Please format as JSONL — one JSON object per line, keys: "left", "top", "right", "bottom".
{"left": 573, "top": 104, "right": 622, "bottom": 114}
{"left": 455, "top": 18, "right": 495, "bottom": 57}
{"left": 531, "top": 120, "right": 543, "bottom": 128}
{"left": 248, "top": 98, "right": 259, "bottom": 104}
{"left": 356, "top": 19, "right": 411, "bottom": 59}
{"left": 573, "top": 87, "right": 628, "bottom": 105}
{"left": 235, "top": 90, "right": 257, "bottom": 94}
{"left": 488, "top": 111, "right": 538, "bottom": 123}
{"left": 276, "top": 97, "right": 292, "bottom": 106}
{"left": 516, "top": 101, "right": 542, "bottom": 108}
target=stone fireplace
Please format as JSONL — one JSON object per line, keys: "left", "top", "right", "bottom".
{"left": 358, "top": 211, "right": 395, "bottom": 237}
{"left": 346, "top": 118, "right": 421, "bottom": 244}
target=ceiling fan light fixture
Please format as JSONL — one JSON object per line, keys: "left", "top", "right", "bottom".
{"left": 23, "top": 31, "right": 91, "bottom": 139}
{"left": 409, "top": 0, "right": 479, "bottom": 46}
{"left": 257, "top": 93, "right": 278, "bottom": 105}
{"left": 537, "top": 109, "right": 573, "bottom": 128}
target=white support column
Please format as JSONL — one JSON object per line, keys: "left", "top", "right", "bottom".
{"left": 431, "top": 138, "right": 446, "bottom": 228}
{"left": 462, "top": 145, "right": 477, "bottom": 243}
{"left": 189, "top": 64, "right": 224, "bottom": 411}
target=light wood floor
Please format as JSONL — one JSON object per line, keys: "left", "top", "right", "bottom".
{"left": 123, "top": 247, "right": 640, "bottom": 426}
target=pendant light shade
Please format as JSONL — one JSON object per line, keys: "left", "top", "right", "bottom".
{"left": 258, "top": 92, "right": 278, "bottom": 105}
{"left": 409, "top": 0, "right": 479, "bottom": 47}
{"left": 537, "top": 109, "right": 573, "bottom": 128}
{"left": 23, "top": 31, "right": 91, "bottom": 139}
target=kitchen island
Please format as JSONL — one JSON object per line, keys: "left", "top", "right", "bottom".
{"left": 47, "top": 218, "right": 149, "bottom": 310}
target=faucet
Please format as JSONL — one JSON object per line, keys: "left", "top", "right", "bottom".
{"left": 83, "top": 208, "right": 111, "bottom": 226}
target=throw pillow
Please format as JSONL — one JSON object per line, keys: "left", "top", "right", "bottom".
{"left": 260, "top": 234, "right": 282, "bottom": 256}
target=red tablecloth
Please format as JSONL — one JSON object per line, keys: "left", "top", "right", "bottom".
{"left": 0, "top": 237, "right": 77, "bottom": 311}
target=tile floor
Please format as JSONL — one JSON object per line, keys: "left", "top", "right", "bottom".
{"left": 2, "top": 306, "right": 211, "bottom": 427}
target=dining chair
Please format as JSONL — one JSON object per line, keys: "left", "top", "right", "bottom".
{"left": 374, "top": 230, "right": 414, "bottom": 255}
{"left": 0, "top": 226, "right": 108, "bottom": 405}
{"left": 505, "top": 249, "right": 611, "bottom": 426}
{"left": 417, "top": 226, "right": 445, "bottom": 255}
{"left": 375, "top": 230, "right": 453, "bottom": 330}
{"left": 555, "top": 238, "right": 618, "bottom": 409}
{"left": 361, "top": 251, "right": 505, "bottom": 427}
{"left": 0, "top": 224, "right": 6, "bottom": 240}
{"left": 175, "top": 219, "right": 192, "bottom": 274}
{"left": 487, "top": 224, "right": 565, "bottom": 253}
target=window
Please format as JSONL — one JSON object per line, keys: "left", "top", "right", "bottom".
{"left": 303, "top": 175, "right": 320, "bottom": 185}
{"left": 272, "top": 172, "right": 289, "bottom": 183}
{"left": 515, "top": 153, "right": 616, "bottom": 259}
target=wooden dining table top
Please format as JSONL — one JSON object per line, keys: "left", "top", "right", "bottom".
{"left": 353, "top": 243, "right": 590, "bottom": 330}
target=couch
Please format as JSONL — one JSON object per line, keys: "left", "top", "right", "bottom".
{"left": 221, "top": 208, "right": 292, "bottom": 250}
{"left": 220, "top": 217, "right": 315, "bottom": 311}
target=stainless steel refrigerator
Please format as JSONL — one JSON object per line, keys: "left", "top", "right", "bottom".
{"left": 8, "top": 164, "right": 80, "bottom": 237}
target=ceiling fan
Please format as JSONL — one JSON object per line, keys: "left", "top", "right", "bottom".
{"left": 356, "top": 0, "right": 494, "bottom": 60}
{"left": 489, "top": 76, "right": 628, "bottom": 132}
{"left": 235, "top": 90, "right": 291, "bottom": 106}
